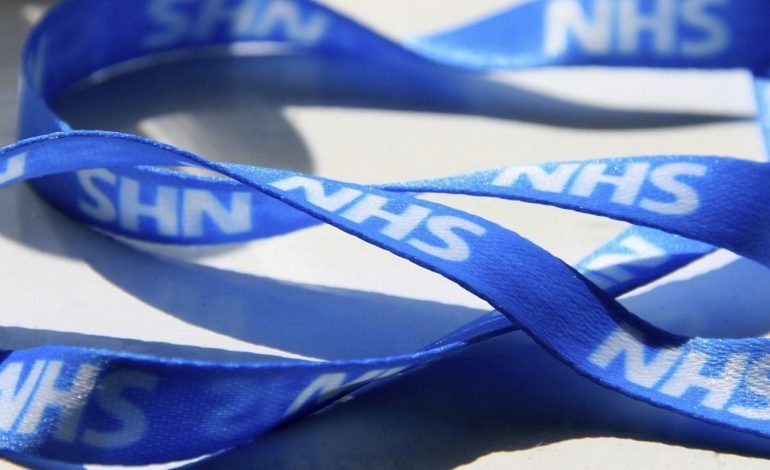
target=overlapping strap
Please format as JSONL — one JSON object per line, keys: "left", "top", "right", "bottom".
{"left": 2, "top": 0, "right": 770, "bottom": 464}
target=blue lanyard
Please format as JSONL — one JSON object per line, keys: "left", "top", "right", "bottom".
{"left": 3, "top": 0, "right": 770, "bottom": 464}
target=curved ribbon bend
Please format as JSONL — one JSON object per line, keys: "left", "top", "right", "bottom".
{"left": 1, "top": 0, "right": 770, "bottom": 464}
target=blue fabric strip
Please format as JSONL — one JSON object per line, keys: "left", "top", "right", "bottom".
{"left": 1, "top": 0, "right": 770, "bottom": 464}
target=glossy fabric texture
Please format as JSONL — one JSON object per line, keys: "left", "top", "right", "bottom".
{"left": 1, "top": 0, "right": 770, "bottom": 464}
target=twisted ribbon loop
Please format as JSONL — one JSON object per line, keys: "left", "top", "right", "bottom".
{"left": 1, "top": 0, "right": 769, "bottom": 464}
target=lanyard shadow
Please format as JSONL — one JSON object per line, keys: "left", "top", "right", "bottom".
{"left": 187, "top": 310, "right": 770, "bottom": 470}
{"left": 55, "top": 50, "right": 752, "bottom": 140}
{"left": 0, "top": 4, "right": 765, "bottom": 465}
{"left": 0, "top": 188, "right": 489, "bottom": 361}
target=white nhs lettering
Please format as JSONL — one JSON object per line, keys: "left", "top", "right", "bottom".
{"left": 492, "top": 161, "right": 707, "bottom": 216}
{"left": 284, "top": 367, "right": 407, "bottom": 417}
{"left": 582, "top": 235, "right": 668, "bottom": 289}
{"left": 0, "top": 154, "right": 27, "bottom": 185}
{"left": 269, "top": 176, "right": 487, "bottom": 262}
{"left": 589, "top": 324, "right": 681, "bottom": 387}
{"left": 144, "top": 0, "right": 329, "bottom": 49}
{"left": 77, "top": 169, "right": 253, "bottom": 238}
{"left": 0, "top": 360, "right": 158, "bottom": 448}
{"left": 545, "top": 0, "right": 729, "bottom": 58}
{"left": 590, "top": 326, "right": 770, "bottom": 418}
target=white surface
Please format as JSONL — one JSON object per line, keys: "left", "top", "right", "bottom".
{"left": 2, "top": 0, "right": 770, "bottom": 468}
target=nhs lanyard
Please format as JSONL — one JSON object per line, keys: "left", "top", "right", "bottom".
{"left": 3, "top": 0, "right": 770, "bottom": 464}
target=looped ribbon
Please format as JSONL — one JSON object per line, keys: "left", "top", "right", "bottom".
{"left": 4, "top": 0, "right": 770, "bottom": 464}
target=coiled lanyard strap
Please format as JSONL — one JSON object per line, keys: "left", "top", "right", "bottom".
{"left": 2, "top": 0, "right": 770, "bottom": 464}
